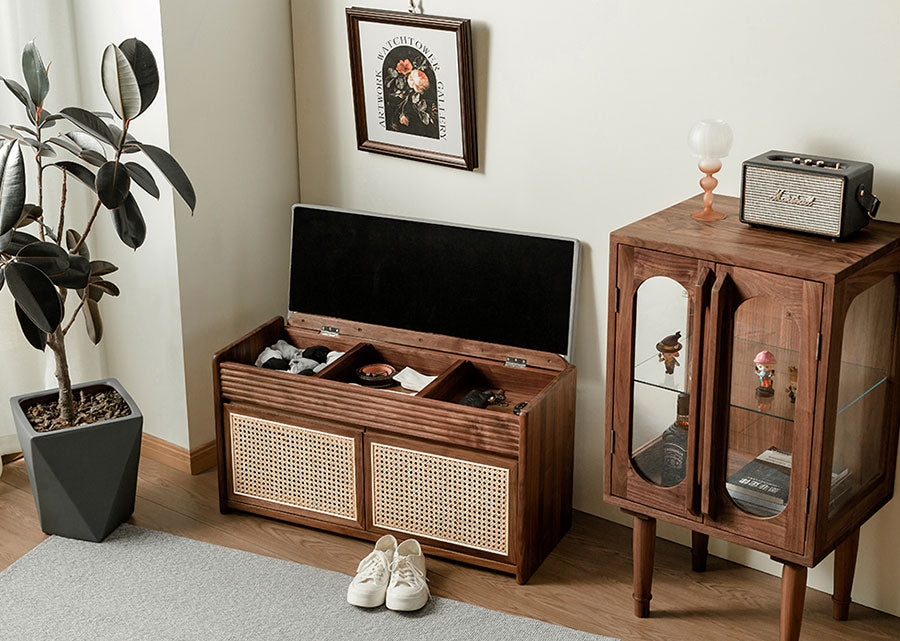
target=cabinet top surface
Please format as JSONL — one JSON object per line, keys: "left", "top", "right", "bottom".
{"left": 611, "top": 195, "right": 900, "bottom": 281}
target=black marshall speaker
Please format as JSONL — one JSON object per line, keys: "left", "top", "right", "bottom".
{"left": 740, "top": 151, "right": 881, "bottom": 239}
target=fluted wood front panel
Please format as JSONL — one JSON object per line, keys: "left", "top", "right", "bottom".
{"left": 229, "top": 412, "right": 358, "bottom": 521}
{"left": 370, "top": 442, "right": 511, "bottom": 556}
{"left": 219, "top": 362, "right": 520, "bottom": 456}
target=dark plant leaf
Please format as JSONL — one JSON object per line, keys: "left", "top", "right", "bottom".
{"left": 1, "top": 77, "right": 35, "bottom": 113}
{"left": 37, "top": 144, "right": 55, "bottom": 158}
{"left": 38, "top": 112, "right": 64, "bottom": 126}
{"left": 4, "top": 230, "right": 40, "bottom": 254}
{"left": 83, "top": 298, "right": 102, "bottom": 344}
{"left": 79, "top": 150, "right": 107, "bottom": 167}
{"left": 0, "top": 265, "right": 4, "bottom": 290}
{"left": 121, "top": 144, "right": 141, "bottom": 154}
{"left": 22, "top": 40, "right": 50, "bottom": 107}
{"left": 47, "top": 136, "right": 81, "bottom": 155}
{"left": 66, "top": 131, "right": 105, "bottom": 156}
{"left": 65, "top": 229, "right": 90, "bottom": 260}
{"left": 60, "top": 107, "right": 117, "bottom": 146}
{"left": 50, "top": 253, "right": 90, "bottom": 289}
{"left": 0, "top": 230, "right": 9, "bottom": 253}
{"left": 15, "top": 302, "right": 47, "bottom": 350}
{"left": 101, "top": 44, "right": 141, "bottom": 121}
{"left": 52, "top": 161, "right": 96, "bottom": 191}
{"left": 118, "top": 38, "right": 159, "bottom": 116}
{"left": 124, "top": 161, "right": 159, "bottom": 198}
{"left": 89, "top": 260, "right": 118, "bottom": 277}
{"left": 95, "top": 161, "right": 131, "bottom": 208}
{"left": 11, "top": 124, "right": 37, "bottom": 137}
{"left": 0, "top": 140, "right": 26, "bottom": 236}
{"left": 17, "top": 241, "right": 68, "bottom": 276}
{"left": 18, "top": 204, "right": 43, "bottom": 227}
{"left": 137, "top": 143, "right": 195, "bottom": 211}
{"left": 92, "top": 279, "right": 120, "bottom": 296}
{"left": 4, "top": 261, "right": 63, "bottom": 332}
{"left": 110, "top": 193, "right": 145, "bottom": 249}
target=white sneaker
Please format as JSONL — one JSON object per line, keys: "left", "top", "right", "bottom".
{"left": 347, "top": 535, "right": 397, "bottom": 607}
{"left": 386, "top": 539, "right": 429, "bottom": 611}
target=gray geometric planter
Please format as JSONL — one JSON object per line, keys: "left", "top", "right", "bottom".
{"left": 10, "top": 378, "right": 142, "bottom": 542}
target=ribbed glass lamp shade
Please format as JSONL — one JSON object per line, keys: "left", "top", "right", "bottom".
{"left": 687, "top": 119, "right": 733, "bottom": 160}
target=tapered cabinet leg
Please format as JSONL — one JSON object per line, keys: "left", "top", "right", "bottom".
{"left": 832, "top": 528, "right": 860, "bottom": 621}
{"left": 780, "top": 563, "right": 807, "bottom": 641}
{"left": 691, "top": 531, "right": 709, "bottom": 572}
{"left": 632, "top": 515, "right": 656, "bottom": 618}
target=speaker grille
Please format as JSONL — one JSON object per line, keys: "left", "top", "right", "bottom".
{"left": 370, "top": 442, "right": 510, "bottom": 556}
{"left": 743, "top": 166, "right": 844, "bottom": 236}
{"left": 229, "top": 413, "right": 357, "bottom": 521}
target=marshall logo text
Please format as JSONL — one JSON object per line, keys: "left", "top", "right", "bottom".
{"left": 771, "top": 189, "right": 816, "bottom": 207}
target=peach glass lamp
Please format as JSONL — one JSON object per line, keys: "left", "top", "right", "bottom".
{"left": 687, "top": 119, "right": 733, "bottom": 221}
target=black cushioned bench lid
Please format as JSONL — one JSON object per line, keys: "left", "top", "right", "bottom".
{"left": 289, "top": 205, "right": 580, "bottom": 359}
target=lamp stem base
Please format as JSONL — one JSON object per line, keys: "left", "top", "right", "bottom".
{"left": 691, "top": 162, "right": 725, "bottom": 221}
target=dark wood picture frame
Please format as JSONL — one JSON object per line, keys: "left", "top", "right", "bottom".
{"left": 346, "top": 7, "right": 478, "bottom": 170}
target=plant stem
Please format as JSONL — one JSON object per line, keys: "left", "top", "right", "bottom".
{"left": 46, "top": 329, "right": 76, "bottom": 425}
{"left": 72, "top": 199, "right": 102, "bottom": 254}
{"left": 62, "top": 296, "right": 86, "bottom": 335}
{"left": 56, "top": 169, "right": 67, "bottom": 246}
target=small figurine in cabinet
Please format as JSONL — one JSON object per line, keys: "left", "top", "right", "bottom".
{"left": 754, "top": 349, "right": 776, "bottom": 397}
{"left": 656, "top": 331, "right": 683, "bottom": 375}
{"left": 786, "top": 365, "right": 798, "bottom": 403}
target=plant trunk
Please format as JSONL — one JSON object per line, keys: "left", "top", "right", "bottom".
{"left": 47, "top": 329, "right": 76, "bottom": 425}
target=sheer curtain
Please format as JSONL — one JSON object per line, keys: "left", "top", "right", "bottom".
{"left": 0, "top": 1, "right": 105, "bottom": 470}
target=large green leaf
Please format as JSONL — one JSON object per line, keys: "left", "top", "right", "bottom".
{"left": 110, "top": 193, "right": 146, "bottom": 249}
{"left": 15, "top": 302, "right": 47, "bottom": 351}
{"left": 124, "top": 161, "right": 159, "bottom": 198}
{"left": 3, "top": 230, "right": 40, "bottom": 254}
{"left": 118, "top": 39, "right": 158, "bottom": 116}
{"left": 101, "top": 44, "right": 141, "bottom": 121}
{"left": 137, "top": 143, "right": 195, "bottom": 211}
{"left": 1, "top": 77, "right": 35, "bottom": 114}
{"left": 17, "top": 241, "right": 69, "bottom": 276}
{"left": 4, "top": 261, "right": 63, "bottom": 333}
{"left": 83, "top": 298, "right": 102, "bottom": 344}
{"left": 95, "top": 161, "right": 131, "bottom": 208}
{"left": 89, "top": 260, "right": 118, "bottom": 278}
{"left": 52, "top": 161, "right": 96, "bottom": 191}
{"left": 91, "top": 279, "right": 120, "bottom": 297}
{"left": 0, "top": 140, "right": 26, "bottom": 236}
{"left": 22, "top": 40, "right": 49, "bottom": 108}
{"left": 60, "top": 107, "right": 117, "bottom": 147}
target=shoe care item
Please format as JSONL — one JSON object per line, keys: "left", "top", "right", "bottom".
{"left": 386, "top": 539, "right": 429, "bottom": 612}
{"left": 355, "top": 363, "right": 397, "bottom": 388}
{"left": 660, "top": 393, "right": 690, "bottom": 487}
{"left": 347, "top": 535, "right": 397, "bottom": 608}
{"left": 255, "top": 340, "right": 344, "bottom": 375}
{"left": 458, "top": 389, "right": 507, "bottom": 409}
{"left": 393, "top": 367, "right": 438, "bottom": 392}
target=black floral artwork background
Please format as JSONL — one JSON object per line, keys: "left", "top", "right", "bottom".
{"left": 381, "top": 45, "right": 439, "bottom": 139}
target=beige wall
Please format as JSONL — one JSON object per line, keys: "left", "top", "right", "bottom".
{"left": 290, "top": 0, "right": 900, "bottom": 615}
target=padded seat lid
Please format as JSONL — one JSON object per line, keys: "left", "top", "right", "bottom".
{"left": 289, "top": 205, "right": 580, "bottom": 361}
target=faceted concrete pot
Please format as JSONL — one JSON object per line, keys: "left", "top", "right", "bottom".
{"left": 11, "top": 378, "right": 142, "bottom": 542}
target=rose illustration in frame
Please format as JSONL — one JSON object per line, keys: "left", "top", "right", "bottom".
{"left": 347, "top": 8, "right": 478, "bottom": 170}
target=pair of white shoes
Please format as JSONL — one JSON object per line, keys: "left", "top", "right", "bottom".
{"left": 347, "top": 535, "right": 429, "bottom": 611}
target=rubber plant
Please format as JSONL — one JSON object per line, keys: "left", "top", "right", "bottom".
{"left": 0, "top": 38, "right": 195, "bottom": 425}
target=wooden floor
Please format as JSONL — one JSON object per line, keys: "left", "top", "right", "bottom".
{"left": 1, "top": 455, "right": 898, "bottom": 641}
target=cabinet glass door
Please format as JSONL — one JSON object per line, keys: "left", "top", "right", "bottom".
{"left": 611, "top": 246, "right": 711, "bottom": 519}
{"left": 703, "top": 266, "right": 821, "bottom": 553}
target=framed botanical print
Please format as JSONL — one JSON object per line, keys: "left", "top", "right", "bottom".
{"left": 346, "top": 7, "right": 478, "bottom": 170}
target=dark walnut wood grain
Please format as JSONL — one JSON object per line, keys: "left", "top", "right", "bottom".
{"left": 604, "top": 195, "right": 900, "bottom": 641}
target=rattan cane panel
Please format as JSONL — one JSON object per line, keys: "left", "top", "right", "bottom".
{"left": 229, "top": 413, "right": 357, "bottom": 520}
{"left": 371, "top": 442, "right": 510, "bottom": 556}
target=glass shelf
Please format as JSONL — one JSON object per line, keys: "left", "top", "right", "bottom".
{"left": 634, "top": 339, "right": 889, "bottom": 423}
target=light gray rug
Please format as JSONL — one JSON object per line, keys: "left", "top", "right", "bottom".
{"left": 0, "top": 524, "right": 617, "bottom": 641}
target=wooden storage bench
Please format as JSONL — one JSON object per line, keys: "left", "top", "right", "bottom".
{"left": 213, "top": 204, "right": 581, "bottom": 583}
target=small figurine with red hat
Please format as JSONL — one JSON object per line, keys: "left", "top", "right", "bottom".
{"left": 656, "top": 331, "right": 683, "bottom": 376}
{"left": 754, "top": 349, "right": 777, "bottom": 397}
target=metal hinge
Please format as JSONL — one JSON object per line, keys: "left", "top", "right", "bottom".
{"left": 320, "top": 325, "right": 340, "bottom": 337}
{"left": 614, "top": 287, "right": 620, "bottom": 313}
{"left": 815, "top": 332, "right": 822, "bottom": 361}
{"left": 505, "top": 357, "right": 527, "bottom": 368}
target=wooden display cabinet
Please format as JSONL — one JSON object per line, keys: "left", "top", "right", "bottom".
{"left": 604, "top": 194, "right": 900, "bottom": 640}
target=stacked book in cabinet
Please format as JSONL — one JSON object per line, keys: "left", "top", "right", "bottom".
{"left": 604, "top": 194, "right": 900, "bottom": 641}
{"left": 214, "top": 205, "right": 581, "bottom": 583}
